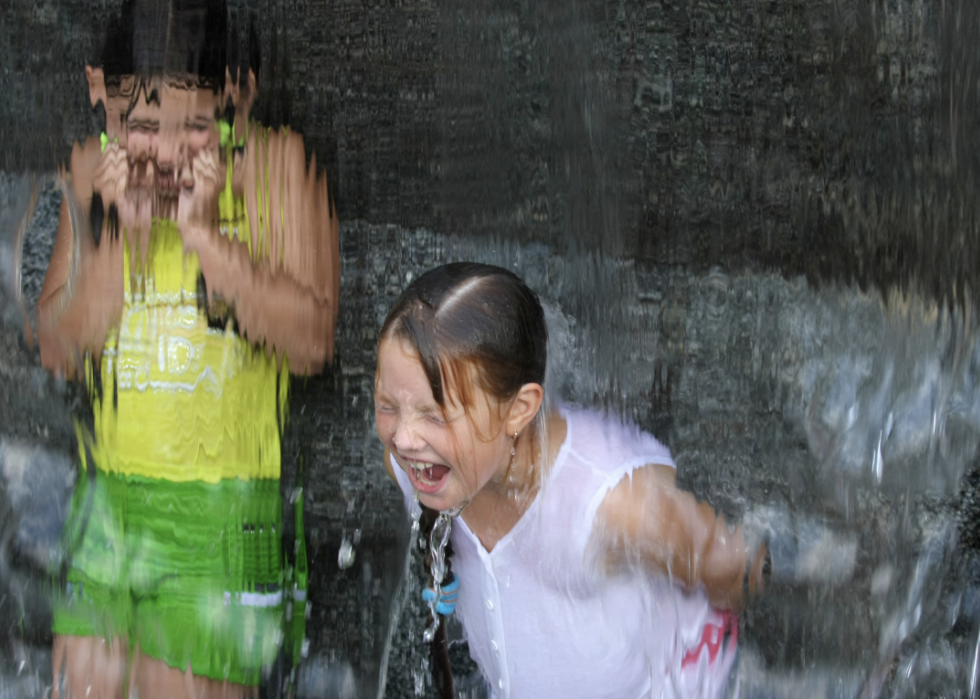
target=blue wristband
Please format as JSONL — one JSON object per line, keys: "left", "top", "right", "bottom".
{"left": 422, "top": 573, "right": 460, "bottom": 616}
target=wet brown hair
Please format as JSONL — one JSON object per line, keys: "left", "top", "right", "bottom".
{"left": 380, "top": 262, "right": 548, "bottom": 428}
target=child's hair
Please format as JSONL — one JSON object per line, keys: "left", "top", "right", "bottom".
{"left": 97, "top": 0, "right": 229, "bottom": 120}
{"left": 131, "top": 0, "right": 228, "bottom": 92}
{"left": 380, "top": 262, "right": 548, "bottom": 697}
{"left": 99, "top": 0, "right": 262, "bottom": 130}
{"left": 100, "top": 9, "right": 134, "bottom": 92}
{"left": 380, "top": 262, "right": 548, "bottom": 424}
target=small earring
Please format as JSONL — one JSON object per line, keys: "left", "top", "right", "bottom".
{"left": 509, "top": 431, "right": 519, "bottom": 471}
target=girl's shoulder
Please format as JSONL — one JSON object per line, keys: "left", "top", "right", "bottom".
{"left": 531, "top": 407, "right": 677, "bottom": 579}
{"left": 558, "top": 405, "right": 676, "bottom": 476}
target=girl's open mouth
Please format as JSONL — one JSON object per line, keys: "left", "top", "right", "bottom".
{"left": 405, "top": 459, "right": 450, "bottom": 494}
{"left": 158, "top": 170, "right": 176, "bottom": 190}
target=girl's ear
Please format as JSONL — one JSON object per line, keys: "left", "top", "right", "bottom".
{"left": 225, "top": 68, "right": 259, "bottom": 118}
{"left": 506, "top": 383, "right": 544, "bottom": 437}
{"left": 86, "top": 66, "right": 106, "bottom": 109}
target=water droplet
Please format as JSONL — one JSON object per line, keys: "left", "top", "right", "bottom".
{"left": 337, "top": 536, "right": 355, "bottom": 570}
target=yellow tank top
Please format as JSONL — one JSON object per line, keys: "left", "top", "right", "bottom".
{"left": 89, "top": 144, "right": 288, "bottom": 484}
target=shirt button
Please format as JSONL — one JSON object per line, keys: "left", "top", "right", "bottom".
{"left": 486, "top": 599, "right": 494, "bottom": 610}
{"left": 498, "top": 679, "right": 504, "bottom": 689}
{"left": 491, "top": 640, "right": 499, "bottom": 652}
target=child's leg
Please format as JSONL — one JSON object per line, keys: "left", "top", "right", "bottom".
{"left": 129, "top": 645, "right": 257, "bottom": 699}
{"left": 51, "top": 470, "right": 132, "bottom": 699}
{"left": 52, "top": 634, "right": 128, "bottom": 699}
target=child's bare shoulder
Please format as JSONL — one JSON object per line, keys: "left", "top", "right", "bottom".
{"left": 563, "top": 407, "right": 674, "bottom": 473}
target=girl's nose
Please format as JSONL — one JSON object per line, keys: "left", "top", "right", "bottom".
{"left": 155, "top": 132, "right": 185, "bottom": 172}
{"left": 392, "top": 418, "right": 424, "bottom": 454}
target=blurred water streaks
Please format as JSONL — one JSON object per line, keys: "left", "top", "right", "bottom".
{"left": 0, "top": 173, "right": 38, "bottom": 336}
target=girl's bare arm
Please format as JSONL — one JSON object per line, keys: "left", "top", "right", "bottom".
{"left": 181, "top": 126, "right": 339, "bottom": 375}
{"left": 37, "top": 138, "right": 124, "bottom": 379}
{"left": 594, "top": 463, "right": 763, "bottom": 611}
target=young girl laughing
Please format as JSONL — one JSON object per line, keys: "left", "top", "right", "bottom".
{"left": 375, "top": 262, "right": 763, "bottom": 699}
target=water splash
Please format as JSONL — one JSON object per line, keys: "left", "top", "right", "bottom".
{"left": 338, "top": 531, "right": 356, "bottom": 570}
{"left": 376, "top": 490, "right": 426, "bottom": 699}
{"left": 422, "top": 509, "right": 455, "bottom": 644}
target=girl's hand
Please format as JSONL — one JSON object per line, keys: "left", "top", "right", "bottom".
{"left": 742, "top": 505, "right": 857, "bottom": 588}
{"left": 595, "top": 463, "right": 750, "bottom": 611}
{"left": 177, "top": 148, "right": 223, "bottom": 252}
{"left": 91, "top": 141, "right": 150, "bottom": 262}
{"left": 91, "top": 142, "right": 129, "bottom": 211}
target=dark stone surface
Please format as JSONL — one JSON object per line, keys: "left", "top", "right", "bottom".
{"left": 5, "top": 0, "right": 980, "bottom": 304}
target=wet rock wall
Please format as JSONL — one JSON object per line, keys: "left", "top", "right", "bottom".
{"left": 5, "top": 0, "right": 980, "bottom": 302}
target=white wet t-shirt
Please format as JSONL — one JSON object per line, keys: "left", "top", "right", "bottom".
{"left": 392, "top": 406, "right": 732, "bottom": 699}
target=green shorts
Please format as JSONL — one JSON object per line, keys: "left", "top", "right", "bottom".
{"left": 52, "top": 470, "right": 286, "bottom": 687}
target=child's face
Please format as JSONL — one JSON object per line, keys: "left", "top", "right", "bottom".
{"left": 125, "top": 82, "right": 221, "bottom": 195}
{"left": 375, "top": 337, "right": 513, "bottom": 512}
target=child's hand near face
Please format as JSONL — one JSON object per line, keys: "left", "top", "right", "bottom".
{"left": 92, "top": 142, "right": 153, "bottom": 245}
{"left": 92, "top": 142, "right": 129, "bottom": 211}
{"left": 177, "top": 147, "right": 224, "bottom": 252}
